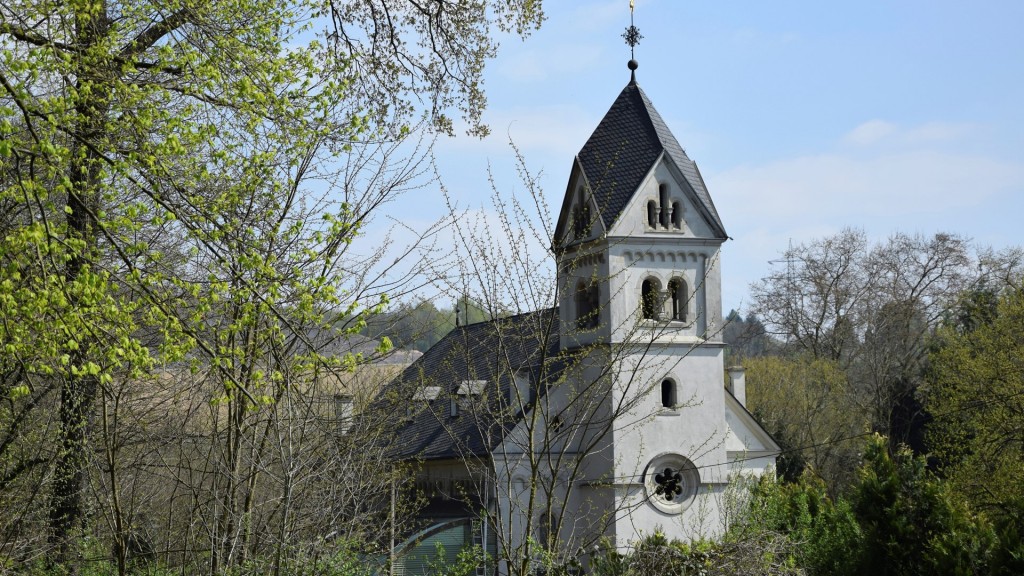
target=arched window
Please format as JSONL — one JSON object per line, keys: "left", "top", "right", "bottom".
{"left": 573, "top": 187, "right": 591, "bottom": 238}
{"left": 575, "top": 282, "right": 589, "bottom": 329}
{"left": 645, "top": 184, "right": 686, "bottom": 232}
{"left": 641, "top": 278, "right": 659, "bottom": 320}
{"left": 658, "top": 184, "right": 670, "bottom": 228}
{"left": 576, "top": 281, "right": 600, "bottom": 329}
{"left": 661, "top": 379, "right": 677, "bottom": 408}
{"left": 668, "top": 278, "right": 687, "bottom": 322}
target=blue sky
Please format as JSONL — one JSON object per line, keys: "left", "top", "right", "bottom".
{"left": 399, "top": 0, "right": 1024, "bottom": 313}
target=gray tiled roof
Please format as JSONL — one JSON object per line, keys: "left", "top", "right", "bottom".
{"left": 576, "top": 80, "right": 726, "bottom": 238}
{"left": 380, "top": 308, "right": 562, "bottom": 461}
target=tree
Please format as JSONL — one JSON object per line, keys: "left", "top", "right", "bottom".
{"left": 925, "top": 286, "right": 1024, "bottom": 540}
{"left": 0, "top": 0, "right": 545, "bottom": 571}
{"left": 849, "top": 436, "right": 995, "bottom": 576}
{"left": 722, "top": 310, "right": 772, "bottom": 361}
{"left": 743, "top": 355, "right": 865, "bottom": 490}
{"left": 364, "top": 299, "right": 454, "bottom": 352}
{"left": 730, "top": 436, "right": 997, "bottom": 576}
{"left": 751, "top": 228, "right": 872, "bottom": 364}
{"left": 360, "top": 296, "right": 492, "bottom": 353}
{"left": 737, "top": 472, "right": 862, "bottom": 576}
{"left": 750, "top": 229, "right": 976, "bottom": 445}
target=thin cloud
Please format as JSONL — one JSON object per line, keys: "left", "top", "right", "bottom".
{"left": 844, "top": 120, "right": 896, "bottom": 146}
{"left": 715, "top": 150, "right": 1022, "bottom": 226}
{"left": 844, "top": 120, "right": 980, "bottom": 147}
{"left": 709, "top": 131, "right": 1024, "bottom": 310}
{"left": 903, "top": 121, "right": 980, "bottom": 144}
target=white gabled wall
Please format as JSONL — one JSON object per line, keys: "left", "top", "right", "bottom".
{"left": 605, "top": 343, "right": 732, "bottom": 544}
{"left": 601, "top": 156, "right": 725, "bottom": 345}
{"left": 608, "top": 159, "right": 719, "bottom": 241}
{"left": 551, "top": 152, "right": 758, "bottom": 549}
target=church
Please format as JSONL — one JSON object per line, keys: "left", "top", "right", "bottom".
{"left": 382, "top": 58, "right": 779, "bottom": 575}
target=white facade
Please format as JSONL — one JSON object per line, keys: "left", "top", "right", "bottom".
{"left": 544, "top": 99, "right": 778, "bottom": 551}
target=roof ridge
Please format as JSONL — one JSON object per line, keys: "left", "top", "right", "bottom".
{"left": 635, "top": 84, "right": 691, "bottom": 161}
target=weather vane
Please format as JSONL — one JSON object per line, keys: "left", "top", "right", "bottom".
{"left": 623, "top": 0, "right": 642, "bottom": 79}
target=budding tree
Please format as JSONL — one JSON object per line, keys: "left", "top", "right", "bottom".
{"left": 0, "top": 0, "right": 545, "bottom": 571}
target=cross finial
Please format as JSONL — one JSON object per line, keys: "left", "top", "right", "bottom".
{"left": 623, "top": 0, "right": 642, "bottom": 82}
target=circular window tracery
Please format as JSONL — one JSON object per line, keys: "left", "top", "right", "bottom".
{"left": 643, "top": 453, "right": 700, "bottom": 514}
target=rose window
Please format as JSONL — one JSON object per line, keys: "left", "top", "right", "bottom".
{"left": 643, "top": 453, "right": 700, "bottom": 514}
{"left": 654, "top": 467, "right": 684, "bottom": 501}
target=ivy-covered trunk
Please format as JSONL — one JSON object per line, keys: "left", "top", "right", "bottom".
{"left": 47, "top": 3, "right": 111, "bottom": 567}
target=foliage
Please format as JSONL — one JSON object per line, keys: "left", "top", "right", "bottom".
{"left": 749, "top": 229, "right": 975, "bottom": 444}
{"left": 1, "top": 0, "right": 546, "bottom": 571}
{"left": 589, "top": 534, "right": 711, "bottom": 576}
{"left": 744, "top": 356, "right": 865, "bottom": 489}
{"left": 739, "top": 473, "right": 861, "bottom": 576}
{"left": 588, "top": 531, "right": 802, "bottom": 576}
{"left": 9, "top": 539, "right": 385, "bottom": 576}
{"left": 361, "top": 296, "right": 491, "bottom": 352}
{"left": 850, "top": 436, "right": 995, "bottom": 576}
{"left": 989, "top": 501, "right": 1024, "bottom": 575}
{"left": 926, "top": 287, "right": 1024, "bottom": 513}
{"left": 225, "top": 540, "right": 384, "bottom": 576}
{"left": 424, "top": 543, "right": 487, "bottom": 576}
{"left": 723, "top": 310, "right": 772, "bottom": 362}
{"left": 925, "top": 286, "right": 1024, "bottom": 569}
{"left": 733, "top": 435, "right": 999, "bottom": 576}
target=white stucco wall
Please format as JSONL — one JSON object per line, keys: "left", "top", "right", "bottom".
{"left": 542, "top": 155, "right": 776, "bottom": 555}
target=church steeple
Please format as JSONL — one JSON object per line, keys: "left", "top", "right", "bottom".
{"left": 562, "top": 83, "right": 727, "bottom": 240}
{"left": 554, "top": 4, "right": 727, "bottom": 352}
{"left": 554, "top": 1, "right": 724, "bottom": 248}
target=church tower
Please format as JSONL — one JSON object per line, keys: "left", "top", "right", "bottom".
{"left": 553, "top": 72, "right": 727, "bottom": 348}
{"left": 551, "top": 56, "right": 774, "bottom": 542}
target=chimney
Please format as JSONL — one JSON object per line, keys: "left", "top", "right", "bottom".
{"left": 726, "top": 366, "right": 746, "bottom": 407}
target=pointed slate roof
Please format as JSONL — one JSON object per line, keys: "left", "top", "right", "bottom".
{"left": 576, "top": 79, "right": 726, "bottom": 237}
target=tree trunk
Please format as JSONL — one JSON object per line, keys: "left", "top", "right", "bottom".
{"left": 46, "top": 3, "right": 109, "bottom": 569}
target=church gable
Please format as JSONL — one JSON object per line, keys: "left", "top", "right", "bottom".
{"left": 553, "top": 161, "right": 607, "bottom": 248}
{"left": 607, "top": 154, "right": 720, "bottom": 239}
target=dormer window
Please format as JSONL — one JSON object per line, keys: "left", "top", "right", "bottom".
{"left": 457, "top": 380, "right": 486, "bottom": 396}
{"left": 413, "top": 386, "right": 441, "bottom": 401}
{"left": 645, "top": 184, "right": 684, "bottom": 231}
